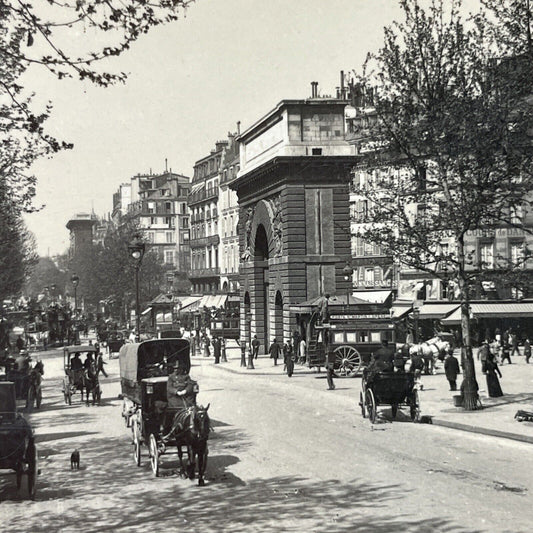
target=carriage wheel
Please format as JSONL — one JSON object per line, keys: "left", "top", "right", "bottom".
{"left": 410, "top": 390, "right": 421, "bottom": 422}
{"left": 365, "top": 389, "right": 377, "bottom": 424}
{"left": 334, "top": 345, "right": 362, "bottom": 377}
{"left": 391, "top": 404, "right": 398, "bottom": 419}
{"left": 27, "top": 440, "right": 37, "bottom": 500}
{"left": 359, "top": 392, "right": 366, "bottom": 418}
{"left": 132, "top": 421, "right": 142, "bottom": 466}
{"left": 149, "top": 434, "right": 160, "bottom": 477}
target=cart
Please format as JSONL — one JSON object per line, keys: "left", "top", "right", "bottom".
{"left": 0, "top": 382, "right": 38, "bottom": 499}
{"left": 359, "top": 370, "right": 420, "bottom": 424}
{"left": 62, "top": 345, "right": 98, "bottom": 405}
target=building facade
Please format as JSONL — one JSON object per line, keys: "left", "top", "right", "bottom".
{"left": 66, "top": 213, "right": 97, "bottom": 259}
{"left": 126, "top": 171, "right": 191, "bottom": 272}
{"left": 188, "top": 141, "right": 227, "bottom": 294}
{"left": 219, "top": 132, "right": 241, "bottom": 293}
{"left": 230, "top": 96, "right": 356, "bottom": 349}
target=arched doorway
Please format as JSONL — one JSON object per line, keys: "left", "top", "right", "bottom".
{"left": 254, "top": 224, "right": 270, "bottom": 350}
{"left": 274, "top": 291, "right": 283, "bottom": 343}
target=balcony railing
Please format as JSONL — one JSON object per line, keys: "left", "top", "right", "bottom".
{"left": 190, "top": 267, "right": 220, "bottom": 278}
{"left": 188, "top": 188, "right": 219, "bottom": 205}
{"left": 189, "top": 235, "right": 220, "bottom": 248}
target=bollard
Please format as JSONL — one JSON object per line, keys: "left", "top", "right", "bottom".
{"left": 240, "top": 344, "right": 247, "bottom": 367}
{"left": 221, "top": 338, "right": 227, "bottom": 363}
{"left": 247, "top": 349, "right": 255, "bottom": 370}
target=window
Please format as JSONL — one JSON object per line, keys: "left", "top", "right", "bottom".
{"left": 364, "top": 241, "right": 373, "bottom": 256}
{"left": 511, "top": 242, "right": 525, "bottom": 267}
{"left": 365, "top": 268, "right": 375, "bottom": 283}
{"left": 356, "top": 237, "right": 364, "bottom": 257}
{"left": 166, "top": 231, "right": 174, "bottom": 243}
{"left": 147, "top": 232, "right": 154, "bottom": 243}
{"left": 150, "top": 216, "right": 156, "bottom": 225}
{"left": 165, "top": 251, "right": 175, "bottom": 265}
{"left": 229, "top": 215, "right": 234, "bottom": 236}
{"left": 147, "top": 202, "right": 155, "bottom": 214}
{"left": 480, "top": 242, "right": 494, "bottom": 269}
{"left": 183, "top": 231, "right": 189, "bottom": 241}
{"left": 181, "top": 203, "right": 187, "bottom": 214}
{"left": 165, "top": 201, "right": 172, "bottom": 212}
{"left": 181, "top": 218, "right": 189, "bottom": 228}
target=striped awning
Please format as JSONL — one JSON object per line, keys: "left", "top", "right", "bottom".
{"left": 417, "top": 303, "right": 460, "bottom": 320}
{"left": 442, "top": 301, "right": 533, "bottom": 325}
{"left": 199, "top": 294, "right": 228, "bottom": 309}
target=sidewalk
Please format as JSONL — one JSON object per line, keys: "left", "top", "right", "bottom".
{"left": 194, "top": 345, "right": 533, "bottom": 444}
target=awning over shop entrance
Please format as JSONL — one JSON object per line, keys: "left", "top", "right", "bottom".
{"left": 417, "top": 302, "right": 460, "bottom": 320}
{"left": 177, "top": 296, "right": 203, "bottom": 313}
{"left": 390, "top": 300, "right": 412, "bottom": 319}
{"left": 199, "top": 294, "right": 228, "bottom": 309}
{"left": 352, "top": 290, "right": 393, "bottom": 304}
{"left": 289, "top": 294, "right": 370, "bottom": 314}
{"left": 442, "top": 301, "right": 533, "bottom": 325}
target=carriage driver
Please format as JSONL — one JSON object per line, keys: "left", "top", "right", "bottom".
{"left": 163, "top": 362, "right": 199, "bottom": 440}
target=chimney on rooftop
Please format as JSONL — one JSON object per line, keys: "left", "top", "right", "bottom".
{"left": 310, "top": 81, "right": 319, "bottom": 98}
{"left": 237, "top": 121, "right": 241, "bottom": 135}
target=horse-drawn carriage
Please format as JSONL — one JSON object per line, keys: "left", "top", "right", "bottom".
{"left": 119, "top": 338, "right": 210, "bottom": 485}
{"left": 62, "top": 345, "right": 101, "bottom": 405}
{"left": 0, "top": 382, "right": 38, "bottom": 498}
{"left": 359, "top": 369, "right": 420, "bottom": 424}
{"left": 4, "top": 353, "right": 43, "bottom": 409}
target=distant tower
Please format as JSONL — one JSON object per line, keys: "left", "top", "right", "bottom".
{"left": 66, "top": 213, "right": 96, "bottom": 259}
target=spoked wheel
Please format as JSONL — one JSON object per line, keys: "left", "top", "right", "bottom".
{"left": 359, "top": 391, "right": 366, "bottom": 418}
{"left": 149, "top": 434, "right": 159, "bottom": 477}
{"left": 334, "top": 345, "right": 362, "bottom": 377}
{"left": 27, "top": 440, "right": 37, "bottom": 500}
{"left": 365, "top": 388, "right": 377, "bottom": 424}
{"left": 410, "top": 390, "right": 421, "bottom": 422}
{"left": 132, "top": 420, "right": 142, "bottom": 466}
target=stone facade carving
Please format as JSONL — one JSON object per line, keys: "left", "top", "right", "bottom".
{"left": 241, "top": 205, "right": 255, "bottom": 261}
{"left": 268, "top": 195, "right": 283, "bottom": 257}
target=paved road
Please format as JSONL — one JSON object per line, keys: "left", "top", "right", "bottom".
{"left": 2, "top": 351, "right": 532, "bottom": 532}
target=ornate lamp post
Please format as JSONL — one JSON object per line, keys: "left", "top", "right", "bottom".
{"left": 71, "top": 274, "right": 79, "bottom": 314}
{"left": 128, "top": 235, "right": 145, "bottom": 342}
{"left": 343, "top": 262, "right": 354, "bottom": 311}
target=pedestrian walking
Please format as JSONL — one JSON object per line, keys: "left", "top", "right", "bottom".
{"left": 203, "top": 335, "right": 211, "bottom": 358}
{"left": 212, "top": 336, "right": 221, "bottom": 364}
{"left": 510, "top": 331, "right": 520, "bottom": 357}
{"left": 478, "top": 340, "right": 490, "bottom": 372}
{"left": 269, "top": 338, "right": 281, "bottom": 366}
{"left": 524, "top": 338, "right": 531, "bottom": 364}
{"left": 485, "top": 352, "right": 503, "bottom": 398}
{"left": 283, "top": 340, "right": 294, "bottom": 377}
{"left": 251, "top": 335, "right": 260, "bottom": 359}
{"left": 500, "top": 343, "right": 512, "bottom": 364}
{"left": 444, "top": 349, "right": 460, "bottom": 391}
{"left": 325, "top": 348, "right": 335, "bottom": 390}
{"left": 299, "top": 337, "right": 307, "bottom": 364}
{"left": 96, "top": 351, "right": 108, "bottom": 378}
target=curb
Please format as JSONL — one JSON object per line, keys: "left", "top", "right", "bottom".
{"left": 430, "top": 418, "right": 533, "bottom": 444}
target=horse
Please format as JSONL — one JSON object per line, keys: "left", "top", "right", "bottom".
{"left": 83, "top": 361, "right": 101, "bottom": 406}
{"left": 167, "top": 404, "right": 211, "bottom": 486}
{"left": 401, "top": 336, "right": 451, "bottom": 375}
{"left": 26, "top": 363, "right": 43, "bottom": 410}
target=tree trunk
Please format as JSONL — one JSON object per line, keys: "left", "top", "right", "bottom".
{"left": 457, "top": 238, "right": 480, "bottom": 411}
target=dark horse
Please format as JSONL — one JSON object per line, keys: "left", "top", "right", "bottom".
{"left": 83, "top": 362, "right": 101, "bottom": 406}
{"left": 26, "top": 363, "right": 43, "bottom": 410}
{"left": 169, "top": 404, "right": 211, "bottom": 486}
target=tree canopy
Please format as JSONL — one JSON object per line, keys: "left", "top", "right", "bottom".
{"left": 351, "top": 0, "right": 533, "bottom": 409}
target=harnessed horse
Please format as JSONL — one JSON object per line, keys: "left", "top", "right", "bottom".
{"left": 401, "top": 337, "right": 451, "bottom": 375}
{"left": 165, "top": 404, "right": 211, "bottom": 486}
{"left": 83, "top": 361, "right": 101, "bottom": 406}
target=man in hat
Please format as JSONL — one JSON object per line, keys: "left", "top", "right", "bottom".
{"left": 444, "top": 348, "right": 460, "bottom": 391}
{"left": 164, "top": 363, "right": 198, "bottom": 440}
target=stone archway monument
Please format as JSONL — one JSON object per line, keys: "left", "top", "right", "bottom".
{"left": 230, "top": 98, "right": 356, "bottom": 347}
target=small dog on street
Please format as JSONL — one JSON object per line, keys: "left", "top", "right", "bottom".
{"left": 70, "top": 449, "right": 80, "bottom": 470}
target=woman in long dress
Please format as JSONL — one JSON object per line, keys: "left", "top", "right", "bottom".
{"left": 485, "top": 353, "right": 503, "bottom": 398}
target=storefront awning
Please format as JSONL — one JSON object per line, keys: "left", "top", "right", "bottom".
{"left": 442, "top": 301, "right": 533, "bottom": 325}
{"left": 417, "top": 302, "right": 460, "bottom": 320}
{"left": 178, "top": 297, "right": 203, "bottom": 313}
{"left": 352, "top": 290, "right": 393, "bottom": 304}
{"left": 199, "top": 294, "right": 228, "bottom": 309}
{"left": 289, "top": 294, "right": 371, "bottom": 314}
{"left": 390, "top": 302, "right": 412, "bottom": 319}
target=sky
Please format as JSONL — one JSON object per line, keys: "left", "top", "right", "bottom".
{"left": 24, "top": 0, "right": 407, "bottom": 256}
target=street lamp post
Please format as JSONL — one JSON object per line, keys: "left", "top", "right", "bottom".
{"left": 71, "top": 274, "right": 79, "bottom": 314}
{"left": 343, "top": 262, "right": 354, "bottom": 311}
{"left": 128, "top": 235, "right": 146, "bottom": 342}
{"left": 412, "top": 307, "right": 420, "bottom": 344}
